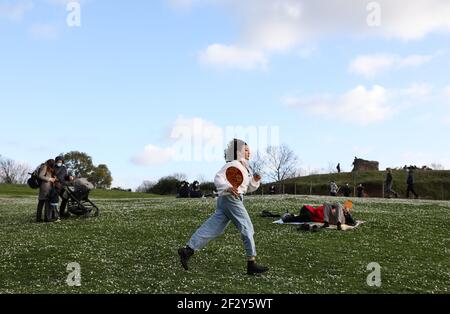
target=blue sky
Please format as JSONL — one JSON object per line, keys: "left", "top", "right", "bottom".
{"left": 1, "top": 0, "right": 450, "bottom": 189}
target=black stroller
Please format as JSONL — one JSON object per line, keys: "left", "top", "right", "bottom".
{"left": 63, "top": 178, "right": 99, "bottom": 217}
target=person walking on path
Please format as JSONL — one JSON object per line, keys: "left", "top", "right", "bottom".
{"left": 406, "top": 169, "right": 419, "bottom": 199}
{"left": 385, "top": 168, "right": 399, "bottom": 198}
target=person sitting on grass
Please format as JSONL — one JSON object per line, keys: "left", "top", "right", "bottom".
{"left": 329, "top": 181, "right": 339, "bottom": 196}
{"left": 178, "top": 139, "right": 268, "bottom": 275}
{"left": 325, "top": 201, "right": 355, "bottom": 229}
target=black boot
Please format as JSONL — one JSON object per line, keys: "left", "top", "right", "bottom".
{"left": 178, "top": 246, "right": 194, "bottom": 270}
{"left": 322, "top": 221, "right": 329, "bottom": 228}
{"left": 44, "top": 202, "right": 53, "bottom": 222}
{"left": 36, "top": 200, "right": 45, "bottom": 223}
{"left": 337, "top": 222, "right": 342, "bottom": 231}
{"left": 247, "top": 261, "right": 269, "bottom": 275}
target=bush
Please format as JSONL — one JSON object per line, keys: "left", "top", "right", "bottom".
{"left": 150, "top": 176, "right": 180, "bottom": 195}
{"left": 199, "top": 182, "right": 215, "bottom": 194}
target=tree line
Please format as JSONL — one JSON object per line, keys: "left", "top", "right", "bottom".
{"left": 0, "top": 152, "right": 112, "bottom": 189}
{"left": 137, "top": 144, "right": 301, "bottom": 195}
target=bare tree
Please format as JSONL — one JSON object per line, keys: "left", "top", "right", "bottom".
{"left": 172, "top": 173, "right": 188, "bottom": 182}
{"left": 0, "top": 156, "right": 31, "bottom": 184}
{"left": 249, "top": 151, "right": 266, "bottom": 178}
{"left": 264, "top": 144, "right": 299, "bottom": 182}
{"left": 136, "top": 180, "right": 156, "bottom": 193}
{"left": 430, "top": 163, "right": 445, "bottom": 170}
{"left": 196, "top": 174, "right": 207, "bottom": 183}
{"left": 328, "top": 162, "right": 337, "bottom": 174}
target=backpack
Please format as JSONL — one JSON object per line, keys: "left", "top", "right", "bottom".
{"left": 27, "top": 164, "right": 43, "bottom": 189}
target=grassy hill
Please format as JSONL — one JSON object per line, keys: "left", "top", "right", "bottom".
{"left": 0, "top": 184, "right": 160, "bottom": 199}
{"left": 262, "top": 170, "right": 450, "bottom": 200}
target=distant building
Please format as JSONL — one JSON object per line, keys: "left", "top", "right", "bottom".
{"left": 352, "top": 157, "right": 379, "bottom": 172}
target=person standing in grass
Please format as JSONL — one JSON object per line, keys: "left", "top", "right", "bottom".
{"left": 357, "top": 184, "right": 365, "bottom": 197}
{"left": 341, "top": 183, "right": 351, "bottom": 197}
{"left": 329, "top": 181, "right": 339, "bottom": 196}
{"left": 178, "top": 139, "right": 269, "bottom": 275}
{"left": 36, "top": 159, "right": 56, "bottom": 223}
{"left": 385, "top": 168, "right": 399, "bottom": 198}
{"left": 53, "top": 156, "right": 73, "bottom": 218}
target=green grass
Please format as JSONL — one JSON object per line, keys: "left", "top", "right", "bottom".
{"left": 0, "top": 184, "right": 160, "bottom": 199}
{"left": 1, "top": 195, "right": 449, "bottom": 293}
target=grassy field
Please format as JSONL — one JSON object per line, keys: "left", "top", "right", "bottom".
{"left": 0, "top": 194, "right": 449, "bottom": 294}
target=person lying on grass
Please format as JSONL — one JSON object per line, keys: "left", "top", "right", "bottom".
{"left": 285, "top": 200, "right": 356, "bottom": 230}
{"left": 178, "top": 139, "right": 269, "bottom": 275}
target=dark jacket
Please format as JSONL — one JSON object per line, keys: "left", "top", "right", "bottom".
{"left": 357, "top": 186, "right": 364, "bottom": 197}
{"left": 407, "top": 173, "right": 414, "bottom": 185}
{"left": 341, "top": 185, "right": 351, "bottom": 197}
{"left": 54, "top": 165, "right": 69, "bottom": 185}
{"left": 386, "top": 172, "right": 393, "bottom": 185}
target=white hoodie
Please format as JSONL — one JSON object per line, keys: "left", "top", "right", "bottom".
{"left": 214, "top": 160, "right": 261, "bottom": 196}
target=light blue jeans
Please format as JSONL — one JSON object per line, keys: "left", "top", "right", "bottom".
{"left": 187, "top": 194, "right": 257, "bottom": 257}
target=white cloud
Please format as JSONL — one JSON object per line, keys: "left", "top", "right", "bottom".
{"left": 169, "top": 116, "right": 223, "bottom": 145}
{"left": 401, "top": 83, "right": 431, "bottom": 98}
{"left": 225, "top": 0, "right": 450, "bottom": 42}
{"left": 0, "top": 1, "right": 33, "bottom": 21}
{"left": 397, "top": 54, "right": 434, "bottom": 67}
{"left": 285, "top": 83, "right": 435, "bottom": 125}
{"left": 349, "top": 53, "right": 438, "bottom": 78}
{"left": 131, "top": 144, "right": 176, "bottom": 166}
{"left": 46, "top": 0, "right": 89, "bottom": 6}
{"left": 132, "top": 116, "right": 224, "bottom": 165}
{"left": 30, "top": 23, "right": 60, "bottom": 40}
{"left": 284, "top": 85, "right": 395, "bottom": 125}
{"left": 181, "top": 0, "right": 450, "bottom": 69}
{"left": 199, "top": 44, "right": 268, "bottom": 70}
{"left": 349, "top": 54, "right": 395, "bottom": 78}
